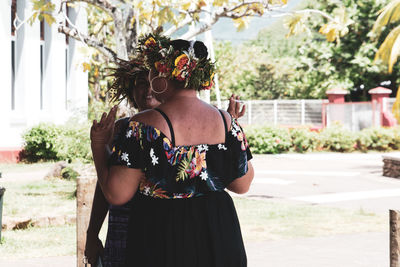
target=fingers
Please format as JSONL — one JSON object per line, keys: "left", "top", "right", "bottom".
{"left": 106, "top": 106, "right": 118, "bottom": 129}
{"left": 238, "top": 104, "right": 246, "bottom": 118}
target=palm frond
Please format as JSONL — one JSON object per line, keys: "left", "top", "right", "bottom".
{"left": 176, "top": 158, "right": 190, "bottom": 182}
{"left": 375, "top": 24, "right": 400, "bottom": 73}
{"left": 372, "top": 0, "right": 400, "bottom": 37}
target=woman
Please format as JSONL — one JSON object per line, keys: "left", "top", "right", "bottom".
{"left": 85, "top": 65, "right": 160, "bottom": 267}
{"left": 91, "top": 31, "right": 254, "bottom": 267}
{"left": 86, "top": 63, "right": 246, "bottom": 266}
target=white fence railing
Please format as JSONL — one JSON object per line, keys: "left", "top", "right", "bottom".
{"left": 215, "top": 97, "right": 397, "bottom": 128}
{"left": 218, "top": 99, "right": 326, "bottom": 126}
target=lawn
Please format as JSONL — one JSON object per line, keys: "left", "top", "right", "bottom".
{"left": 1, "top": 179, "right": 76, "bottom": 219}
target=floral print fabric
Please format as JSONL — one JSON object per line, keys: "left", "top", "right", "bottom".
{"left": 109, "top": 118, "right": 252, "bottom": 199}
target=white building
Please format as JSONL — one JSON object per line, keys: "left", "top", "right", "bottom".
{"left": 0, "top": 0, "right": 88, "bottom": 162}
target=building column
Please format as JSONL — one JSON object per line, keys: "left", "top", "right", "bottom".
{"left": 42, "top": 0, "right": 67, "bottom": 123}
{"left": 0, "top": 1, "right": 12, "bottom": 135}
{"left": 67, "top": 4, "right": 88, "bottom": 120}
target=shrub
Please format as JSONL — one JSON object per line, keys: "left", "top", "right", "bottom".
{"left": 356, "top": 127, "right": 399, "bottom": 151}
{"left": 289, "top": 127, "right": 319, "bottom": 153}
{"left": 61, "top": 166, "right": 79, "bottom": 180}
{"left": 22, "top": 123, "right": 92, "bottom": 163}
{"left": 55, "top": 123, "right": 92, "bottom": 163}
{"left": 22, "top": 123, "right": 62, "bottom": 162}
{"left": 319, "top": 123, "right": 356, "bottom": 152}
{"left": 246, "top": 125, "right": 292, "bottom": 154}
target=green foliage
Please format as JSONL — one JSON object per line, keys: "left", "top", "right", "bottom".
{"left": 213, "top": 40, "right": 294, "bottom": 100}
{"left": 245, "top": 124, "right": 400, "bottom": 154}
{"left": 293, "top": 0, "right": 399, "bottom": 100}
{"left": 289, "top": 127, "right": 319, "bottom": 153}
{"left": 356, "top": 127, "right": 400, "bottom": 151}
{"left": 22, "top": 123, "right": 92, "bottom": 163}
{"left": 61, "top": 166, "right": 79, "bottom": 180}
{"left": 22, "top": 123, "right": 62, "bottom": 162}
{"left": 319, "top": 123, "right": 356, "bottom": 152}
{"left": 55, "top": 123, "right": 92, "bottom": 163}
{"left": 246, "top": 126, "right": 292, "bottom": 154}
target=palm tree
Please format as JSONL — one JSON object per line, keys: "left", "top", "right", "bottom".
{"left": 371, "top": 0, "right": 400, "bottom": 73}
{"left": 371, "top": 0, "right": 400, "bottom": 122}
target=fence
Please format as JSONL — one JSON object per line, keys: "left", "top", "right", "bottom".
{"left": 324, "top": 101, "right": 381, "bottom": 131}
{"left": 216, "top": 98, "right": 397, "bottom": 129}
{"left": 218, "top": 99, "right": 326, "bottom": 127}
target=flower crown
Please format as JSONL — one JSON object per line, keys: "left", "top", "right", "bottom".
{"left": 136, "top": 30, "right": 216, "bottom": 90}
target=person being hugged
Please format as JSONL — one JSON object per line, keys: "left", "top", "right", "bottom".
{"left": 90, "top": 28, "right": 254, "bottom": 267}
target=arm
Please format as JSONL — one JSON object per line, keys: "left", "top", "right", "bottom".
{"left": 91, "top": 106, "right": 143, "bottom": 205}
{"left": 227, "top": 161, "right": 254, "bottom": 194}
{"left": 85, "top": 182, "right": 108, "bottom": 265}
{"left": 85, "top": 118, "right": 129, "bottom": 264}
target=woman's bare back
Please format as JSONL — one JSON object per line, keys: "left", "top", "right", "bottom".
{"left": 132, "top": 97, "right": 232, "bottom": 147}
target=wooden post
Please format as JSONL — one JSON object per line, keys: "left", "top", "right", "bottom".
{"left": 76, "top": 176, "right": 97, "bottom": 267}
{"left": 390, "top": 210, "right": 400, "bottom": 267}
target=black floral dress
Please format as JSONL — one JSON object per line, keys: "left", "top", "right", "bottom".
{"left": 109, "top": 109, "right": 252, "bottom": 267}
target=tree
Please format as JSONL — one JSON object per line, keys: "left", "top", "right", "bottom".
{"left": 287, "top": 0, "right": 398, "bottom": 100}
{"left": 371, "top": 0, "right": 400, "bottom": 74}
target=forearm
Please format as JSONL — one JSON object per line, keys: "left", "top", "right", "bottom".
{"left": 87, "top": 182, "right": 109, "bottom": 237}
{"left": 91, "top": 143, "right": 112, "bottom": 199}
{"left": 227, "top": 161, "right": 254, "bottom": 194}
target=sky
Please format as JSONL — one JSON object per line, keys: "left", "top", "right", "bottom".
{"left": 210, "top": 0, "right": 304, "bottom": 43}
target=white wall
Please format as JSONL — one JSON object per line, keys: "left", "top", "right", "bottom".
{"left": 0, "top": 0, "right": 12, "bottom": 146}
{"left": 0, "top": 0, "right": 88, "bottom": 150}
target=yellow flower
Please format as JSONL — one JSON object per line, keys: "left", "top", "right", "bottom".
{"left": 202, "top": 80, "right": 210, "bottom": 87}
{"left": 145, "top": 37, "right": 156, "bottom": 46}
{"left": 172, "top": 68, "right": 181, "bottom": 77}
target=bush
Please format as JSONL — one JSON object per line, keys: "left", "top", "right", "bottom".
{"left": 55, "top": 123, "right": 92, "bottom": 162}
{"left": 22, "top": 123, "right": 92, "bottom": 163}
{"left": 61, "top": 166, "right": 80, "bottom": 180}
{"left": 317, "top": 123, "right": 356, "bottom": 152}
{"left": 289, "top": 127, "right": 319, "bottom": 153}
{"left": 22, "top": 123, "right": 62, "bottom": 162}
{"left": 356, "top": 127, "right": 400, "bottom": 151}
{"left": 246, "top": 126, "right": 292, "bottom": 154}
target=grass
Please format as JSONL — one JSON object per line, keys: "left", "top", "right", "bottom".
{"left": 0, "top": 162, "right": 55, "bottom": 173}
{"left": 1, "top": 179, "right": 76, "bottom": 219}
{"left": 233, "top": 197, "right": 387, "bottom": 242}
{"left": 0, "top": 225, "right": 76, "bottom": 259}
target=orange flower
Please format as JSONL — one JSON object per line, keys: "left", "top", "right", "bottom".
{"left": 145, "top": 37, "right": 156, "bottom": 47}
{"left": 175, "top": 54, "right": 189, "bottom": 70}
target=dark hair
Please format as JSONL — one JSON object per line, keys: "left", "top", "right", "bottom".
{"left": 168, "top": 40, "right": 209, "bottom": 89}
{"left": 170, "top": 39, "right": 208, "bottom": 59}
{"left": 107, "top": 59, "right": 147, "bottom": 108}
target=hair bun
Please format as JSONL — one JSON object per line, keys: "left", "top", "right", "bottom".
{"left": 194, "top": 41, "right": 208, "bottom": 59}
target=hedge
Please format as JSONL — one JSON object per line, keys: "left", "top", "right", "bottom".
{"left": 246, "top": 123, "right": 400, "bottom": 154}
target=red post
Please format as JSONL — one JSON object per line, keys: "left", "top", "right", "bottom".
{"left": 326, "top": 88, "right": 348, "bottom": 103}
{"left": 368, "top": 87, "right": 396, "bottom": 127}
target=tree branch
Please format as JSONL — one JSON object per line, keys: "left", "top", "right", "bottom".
{"left": 60, "top": 0, "right": 116, "bottom": 18}
{"left": 58, "top": 24, "right": 118, "bottom": 61}
{"left": 164, "top": 16, "right": 193, "bottom": 36}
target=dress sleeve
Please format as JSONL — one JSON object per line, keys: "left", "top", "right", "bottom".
{"left": 108, "top": 120, "right": 144, "bottom": 169}
{"left": 230, "top": 119, "right": 253, "bottom": 179}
